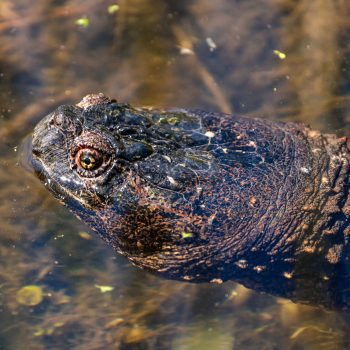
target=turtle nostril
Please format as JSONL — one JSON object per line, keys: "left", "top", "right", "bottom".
{"left": 32, "top": 147, "right": 41, "bottom": 157}
{"left": 51, "top": 112, "right": 71, "bottom": 129}
{"left": 49, "top": 108, "right": 82, "bottom": 135}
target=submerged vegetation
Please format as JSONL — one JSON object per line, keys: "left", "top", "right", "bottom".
{"left": 1, "top": 0, "right": 350, "bottom": 349}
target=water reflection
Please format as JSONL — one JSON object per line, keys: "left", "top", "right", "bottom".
{"left": 1, "top": 0, "right": 350, "bottom": 349}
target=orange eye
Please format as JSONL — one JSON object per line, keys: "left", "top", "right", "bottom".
{"left": 76, "top": 149, "right": 103, "bottom": 171}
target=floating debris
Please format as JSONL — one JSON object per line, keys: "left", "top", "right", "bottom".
{"left": 205, "top": 131, "right": 215, "bottom": 138}
{"left": 179, "top": 47, "right": 194, "bottom": 55}
{"left": 206, "top": 37, "right": 217, "bottom": 52}
{"left": 181, "top": 231, "right": 193, "bottom": 239}
{"left": 33, "top": 327, "right": 46, "bottom": 337}
{"left": 33, "top": 322, "right": 64, "bottom": 337}
{"left": 75, "top": 17, "right": 89, "bottom": 28}
{"left": 16, "top": 285, "right": 43, "bottom": 306}
{"left": 79, "top": 231, "right": 92, "bottom": 240}
{"left": 107, "top": 4, "right": 119, "bottom": 14}
{"left": 94, "top": 284, "right": 114, "bottom": 293}
{"left": 105, "top": 318, "right": 124, "bottom": 329}
{"left": 273, "top": 50, "right": 287, "bottom": 60}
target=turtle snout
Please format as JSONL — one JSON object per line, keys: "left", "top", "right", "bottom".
{"left": 48, "top": 106, "right": 82, "bottom": 135}
{"left": 32, "top": 112, "right": 66, "bottom": 159}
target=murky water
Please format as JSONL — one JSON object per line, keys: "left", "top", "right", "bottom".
{"left": 1, "top": 1, "right": 350, "bottom": 349}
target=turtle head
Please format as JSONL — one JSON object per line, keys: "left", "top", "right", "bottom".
{"left": 31, "top": 94, "right": 217, "bottom": 260}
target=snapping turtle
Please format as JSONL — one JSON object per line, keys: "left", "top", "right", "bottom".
{"left": 31, "top": 93, "right": 350, "bottom": 310}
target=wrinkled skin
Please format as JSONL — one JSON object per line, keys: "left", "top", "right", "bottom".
{"left": 32, "top": 94, "right": 350, "bottom": 311}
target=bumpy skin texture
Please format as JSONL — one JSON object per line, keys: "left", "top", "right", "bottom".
{"left": 32, "top": 94, "right": 350, "bottom": 310}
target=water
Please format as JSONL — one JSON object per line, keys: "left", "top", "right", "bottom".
{"left": 1, "top": 0, "right": 350, "bottom": 349}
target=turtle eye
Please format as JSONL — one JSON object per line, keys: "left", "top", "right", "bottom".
{"left": 76, "top": 148, "right": 103, "bottom": 171}
{"left": 71, "top": 132, "right": 115, "bottom": 178}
